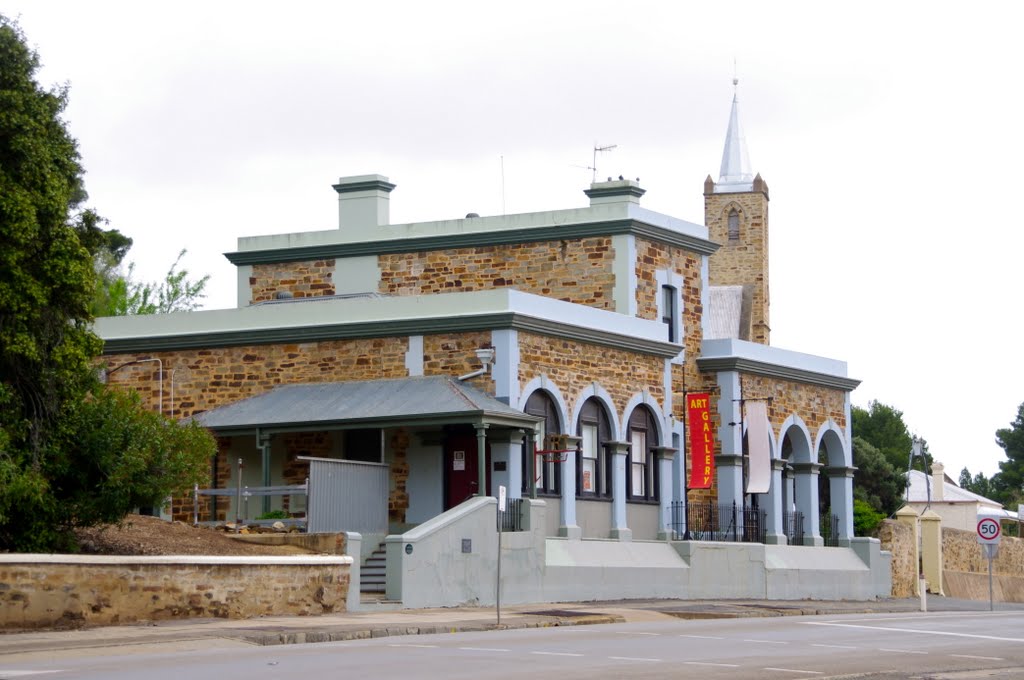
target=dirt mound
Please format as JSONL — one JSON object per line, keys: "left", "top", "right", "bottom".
{"left": 75, "top": 515, "right": 312, "bottom": 556}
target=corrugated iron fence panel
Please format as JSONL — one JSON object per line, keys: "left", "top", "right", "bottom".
{"left": 306, "top": 458, "right": 389, "bottom": 534}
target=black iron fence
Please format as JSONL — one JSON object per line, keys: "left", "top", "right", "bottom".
{"left": 670, "top": 501, "right": 765, "bottom": 543}
{"left": 783, "top": 510, "right": 805, "bottom": 545}
{"left": 498, "top": 497, "right": 525, "bottom": 532}
{"left": 821, "top": 512, "right": 840, "bottom": 547}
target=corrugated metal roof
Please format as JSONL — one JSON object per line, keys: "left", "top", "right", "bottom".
{"left": 906, "top": 470, "right": 1017, "bottom": 519}
{"left": 193, "top": 375, "right": 538, "bottom": 431}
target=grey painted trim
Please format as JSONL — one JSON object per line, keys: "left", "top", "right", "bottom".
{"left": 102, "top": 311, "right": 682, "bottom": 357}
{"left": 225, "top": 219, "right": 719, "bottom": 266}
{"left": 696, "top": 356, "right": 861, "bottom": 391}
{"left": 332, "top": 179, "right": 396, "bottom": 194}
{"left": 584, "top": 185, "right": 646, "bottom": 200}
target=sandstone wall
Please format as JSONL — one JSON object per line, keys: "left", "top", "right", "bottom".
{"left": 741, "top": 375, "right": 848, "bottom": 446}
{"left": 0, "top": 555, "right": 351, "bottom": 630}
{"left": 944, "top": 526, "right": 1024, "bottom": 574}
{"left": 250, "top": 259, "right": 336, "bottom": 302}
{"left": 378, "top": 239, "right": 616, "bottom": 309}
{"left": 878, "top": 519, "right": 916, "bottom": 597}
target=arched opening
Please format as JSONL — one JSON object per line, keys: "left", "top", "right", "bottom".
{"left": 522, "top": 390, "right": 563, "bottom": 496}
{"left": 728, "top": 208, "right": 740, "bottom": 241}
{"left": 626, "top": 405, "right": 659, "bottom": 501}
{"left": 577, "top": 397, "right": 612, "bottom": 498}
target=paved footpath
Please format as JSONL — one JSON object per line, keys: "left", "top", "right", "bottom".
{"left": 2, "top": 596, "right": 1020, "bottom": 660}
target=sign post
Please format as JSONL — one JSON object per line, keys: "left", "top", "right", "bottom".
{"left": 977, "top": 515, "right": 1002, "bottom": 611}
{"left": 496, "top": 485, "right": 506, "bottom": 626}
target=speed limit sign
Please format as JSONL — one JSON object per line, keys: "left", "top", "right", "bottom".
{"left": 977, "top": 516, "right": 1002, "bottom": 545}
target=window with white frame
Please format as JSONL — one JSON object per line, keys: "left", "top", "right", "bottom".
{"left": 577, "top": 398, "right": 611, "bottom": 498}
{"left": 630, "top": 430, "right": 647, "bottom": 496}
{"left": 627, "top": 406, "right": 658, "bottom": 501}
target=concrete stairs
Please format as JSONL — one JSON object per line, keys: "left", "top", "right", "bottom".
{"left": 360, "top": 542, "right": 387, "bottom": 594}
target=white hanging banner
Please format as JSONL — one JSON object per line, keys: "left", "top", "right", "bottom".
{"left": 745, "top": 400, "right": 771, "bottom": 494}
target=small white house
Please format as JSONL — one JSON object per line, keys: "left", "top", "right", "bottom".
{"left": 905, "top": 462, "right": 1017, "bottom": 531}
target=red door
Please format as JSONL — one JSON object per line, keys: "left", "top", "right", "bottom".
{"left": 444, "top": 433, "right": 490, "bottom": 510}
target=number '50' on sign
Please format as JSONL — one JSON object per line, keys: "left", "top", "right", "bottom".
{"left": 977, "top": 516, "right": 1001, "bottom": 545}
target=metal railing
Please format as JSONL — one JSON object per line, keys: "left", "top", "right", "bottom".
{"left": 498, "top": 498, "right": 525, "bottom": 532}
{"left": 670, "top": 501, "right": 765, "bottom": 543}
{"left": 821, "top": 512, "right": 840, "bottom": 547}
{"left": 783, "top": 510, "right": 805, "bottom": 545}
{"left": 192, "top": 480, "right": 308, "bottom": 528}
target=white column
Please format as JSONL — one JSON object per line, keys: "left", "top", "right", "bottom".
{"left": 763, "top": 458, "right": 786, "bottom": 544}
{"left": 608, "top": 441, "right": 631, "bottom": 541}
{"left": 793, "top": 461, "right": 823, "bottom": 546}
{"left": 827, "top": 465, "right": 856, "bottom": 547}
{"left": 559, "top": 435, "right": 581, "bottom": 539}
{"left": 657, "top": 447, "right": 676, "bottom": 540}
{"left": 489, "top": 429, "right": 523, "bottom": 500}
{"left": 715, "top": 372, "right": 744, "bottom": 509}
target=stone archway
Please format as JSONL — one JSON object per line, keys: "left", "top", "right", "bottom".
{"left": 779, "top": 416, "right": 821, "bottom": 546}
{"left": 816, "top": 422, "right": 854, "bottom": 546}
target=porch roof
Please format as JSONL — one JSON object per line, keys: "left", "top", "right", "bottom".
{"left": 192, "top": 375, "right": 541, "bottom": 435}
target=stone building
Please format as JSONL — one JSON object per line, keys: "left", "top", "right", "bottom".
{"left": 95, "top": 85, "right": 886, "bottom": 605}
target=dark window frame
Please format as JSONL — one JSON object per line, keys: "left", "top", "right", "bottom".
{"left": 522, "top": 390, "right": 562, "bottom": 496}
{"left": 626, "top": 406, "right": 659, "bottom": 502}
{"left": 577, "top": 398, "right": 612, "bottom": 499}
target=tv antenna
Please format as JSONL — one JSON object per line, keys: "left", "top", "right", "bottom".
{"left": 592, "top": 143, "right": 617, "bottom": 183}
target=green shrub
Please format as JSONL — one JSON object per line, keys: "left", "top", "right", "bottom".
{"left": 256, "top": 510, "right": 290, "bottom": 520}
{"left": 853, "top": 498, "right": 886, "bottom": 536}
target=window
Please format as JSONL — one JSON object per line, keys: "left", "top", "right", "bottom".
{"left": 661, "top": 285, "right": 678, "bottom": 343}
{"left": 627, "top": 406, "right": 658, "bottom": 501}
{"left": 728, "top": 208, "right": 740, "bottom": 241}
{"left": 577, "top": 398, "right": 611, "bottom": 498}
{"left": 630, "top": 430, "right": 647, "bottom": 496}
{"left": 522, "top": 390, "right": 561, "bottom": 495}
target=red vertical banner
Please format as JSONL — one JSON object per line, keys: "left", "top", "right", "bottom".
{"left": 686, "top": 392, "right": 715, "bottom": 489}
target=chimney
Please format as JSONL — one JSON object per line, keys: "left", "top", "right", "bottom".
{"left": 332, "top": 174, "right": 396, "bottom": 228}
{"left": 931, "top": 461, "right": 945, "bottom": 501}
{"left": 584, "top": 177, "right": 645, "bottom": 207}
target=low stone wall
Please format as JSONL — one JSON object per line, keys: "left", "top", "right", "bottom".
{"left": 0, "top": 554, "right": 351, "bottom": 630}
{"left": 229, "top": 531, "right": 347, "bottom": 555}
{"left": 943, "top": 526, "right": 1024, "bottom": 573}
{"left": 943, "top": 526, "right": 1024, "bottom": 602}
{"left": 878, "top": 519, "right": 915, "bottom": 597}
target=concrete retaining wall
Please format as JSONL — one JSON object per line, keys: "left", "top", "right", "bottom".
{"left": 384, "top": 497, "right": 891, "bottom": 608}
{"left": 0, "top": 555, "right": 351, "bottom": 630}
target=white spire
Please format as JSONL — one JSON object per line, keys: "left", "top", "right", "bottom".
{"left": 716, "top": 78, "right": 754, "bottom": 192}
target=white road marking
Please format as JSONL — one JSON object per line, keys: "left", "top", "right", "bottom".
{"left": 879, "top": 648, "right": 927, "bottom": 654}
{"left": 530, "top": 651, "right": 584, "bottom": 657}
{"left": 0, "top": 673, "right": 63, "bottom": 677}
{"left": 616, "top": 631, "right": 660, "bottom": 636}
{"left": 387, "top": 643, "right": 438, "bottom": 649}
{"left": 764, "top": 668, "right": 823, "bottom": 675}
{"left": 458, "top": 647, "right": 510, "bottom": 652}
{"left": 684, "top": 661, "right": 740, "bottom": 668}
{"left": 823, "top": 612, "right": 1022, "bottom": 624}
{"left": 811, "top": 643, "right": 857, "bottom": 649}
{"left": 803, "top": 621, "right": 1024, "bottom": 643}
{"left": 951, "top": 654, "right": 1005, "bottom": 661}
{"left": 608, "top": 656, "right": 661, "bottom": 662}
{"left": 679, "top": 634, "right": 724, "bottom": 640}
{"left": 743, "top": 639, "right": 788, "bottom": 644}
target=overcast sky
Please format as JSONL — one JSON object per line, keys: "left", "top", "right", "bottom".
{"left": 7, "top": 1, "right": 1023, "bottom": 480}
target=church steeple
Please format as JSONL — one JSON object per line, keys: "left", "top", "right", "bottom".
{"left": 704, "top": 78, "right": 771, "bottom": 345}
{"left": 716, "top": 78, "right": 754, "bottom": 193}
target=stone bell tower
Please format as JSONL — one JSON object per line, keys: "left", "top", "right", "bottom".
{"left": 704, "top": 79, "right": 770, "bottom": 345}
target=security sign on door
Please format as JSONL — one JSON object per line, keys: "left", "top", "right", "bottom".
{"left": 977, "top": 515, "right": 1002, "bottom": 545}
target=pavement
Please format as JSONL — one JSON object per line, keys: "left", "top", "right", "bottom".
{"left": 2, "top": 595, "right": 1021, "bottom": 659}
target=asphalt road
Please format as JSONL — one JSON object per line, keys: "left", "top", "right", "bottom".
{"left": 5, "top": 610, "right": 1024, "bottom": 679}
